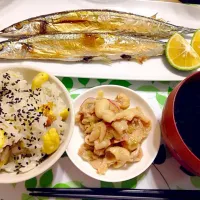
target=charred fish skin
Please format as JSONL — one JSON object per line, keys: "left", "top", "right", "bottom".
{"left": 0, "top": 9, "right": 196, "bottom": 38}
{"left": 0, "top": 33, "right": 165, "bottom": 62}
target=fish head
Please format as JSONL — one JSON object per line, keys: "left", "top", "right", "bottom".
{"left": 0, "top": 40, "right": 31, "bottom": 59}
{"left": 0, "top": 20, "right": 42, "bottom": 37}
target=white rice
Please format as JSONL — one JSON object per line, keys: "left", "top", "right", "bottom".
{"left": 0, "top": 70, "right": 68, "bottom": 174}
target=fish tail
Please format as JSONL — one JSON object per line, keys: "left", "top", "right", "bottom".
{"left": 178, "top": 26, "right": 197, "bottom": 34}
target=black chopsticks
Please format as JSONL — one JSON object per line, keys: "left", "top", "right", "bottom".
{"left": 27, "top": 188, "right": 200, "bottom": 200}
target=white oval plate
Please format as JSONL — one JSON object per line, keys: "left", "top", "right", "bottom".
{"left": 0, "top": 0, "right": 199, "bottom": 80}
{"left": 67, "top": 85, "right": 161, "bottom": 182}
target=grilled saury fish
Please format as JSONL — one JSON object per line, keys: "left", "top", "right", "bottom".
{"left": 0, "top": 33, "right": 165, "bottom": 62}
{"left": 0, "top": 9, "right": 196, "bottom": 39}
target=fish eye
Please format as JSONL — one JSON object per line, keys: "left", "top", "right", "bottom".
{"left": 15, "top": 23, "right": 23, "bottom": 30}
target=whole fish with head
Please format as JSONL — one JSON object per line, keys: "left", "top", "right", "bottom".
{"left": 0, "top": 33, "right": 165, "bottom": 62}
{"left": 0, "top": 9, "right": 196, "bottom": 39}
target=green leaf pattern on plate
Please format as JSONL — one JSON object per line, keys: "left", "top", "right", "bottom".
{"left": 137, "top": 172, "right": 146, "bottom": 182}
{"left": 39, "top": 169, "right": 53, "bottom": 188}
{"left": 61, "top": 151, "right": 68, "bottom": 158}
{"left": 100, "top": 174, "right": 143, "bottom": 189}
{"left": 53, "top": 181, "right": 83, "bottom": 188}
{"left": 65, "top": 181, "right": 84, "bottom": 188}
{"left": 37, "top": 197, "right": 48, "bottom": 200}
{"left": 25, "top": 177, "right": 37, "bottom": 189}
{"left": 97, "top": 79, "right": 108, "bottom": 84}
{"left": 137, "top": 85, "right": 159, "bottom": 92}
{"left": 21, "top": 193, "right": 35, "bottom": 200}
{"left": 78, "top": 78, "right": 90, "bottom": 86}
{"left": 53, "top": 183, "right": 70, "bottom": 188}
{"left": 70, "top": 93, "right": 80, "bottom": 99}
{"left": 168, "top": 86, "right": 173, "bottom": 94}
{"left": 191, "top": 176, "right": 200, "bottom": 188}
{"left": 61, "top": 77, "right": 73, "bottom": 91}
{"left": 52, "top": 182, "right": 83, "bottom": 200}
{"left": 37, "top": 198, "right": 48, "bottom": 200}
{"left": 101, "top": 181, "right": 115, "bottom": 188}
{"left": 121, "top": 178, "right": 137, "bottom": 188}
{"left": 109, "top": 80, "right": 132, "bottom": 87}
{"left": 156, "top": 92, "right": 167, "bottom": 107}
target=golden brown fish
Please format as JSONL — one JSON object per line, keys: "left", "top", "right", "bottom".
{"left": 0, "top": 33, "right": 165, "bottom": 62}
{"left": 0, "top": 9, "right": 196, "bottom": 39}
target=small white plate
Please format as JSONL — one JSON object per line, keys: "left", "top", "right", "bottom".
{"left": 67, "top": 85, "right": 161, "bottom": 182}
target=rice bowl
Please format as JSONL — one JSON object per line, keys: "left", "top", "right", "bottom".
{"left": 0, "top": 65, "right": 74, "bottom": 183}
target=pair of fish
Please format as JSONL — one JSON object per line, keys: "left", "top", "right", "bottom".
{"left": 0, "top": 9, "right": 196, "bottom": 62}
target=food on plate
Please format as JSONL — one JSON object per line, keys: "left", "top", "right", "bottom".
{"left": 76, "top": 91, "right": 151, "bottom": 174}
{"left": 0, "top": 70, "right": 69, "bottom": 174}
{"left": 0, "top": 9, "right": 196, "bottom": 39}
{"left": 191, "top": 30, "right": 200, "bottom": 57}
{"left": 166, "top": 33, "right": 200, "bottom": 71}
{"left": 0, "top": 33, "right": 165, "bottom": 63}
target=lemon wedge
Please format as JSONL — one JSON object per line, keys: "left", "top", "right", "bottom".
{"left": 191, "top": 30, "right": 200, "bottom": 57}
{"left": 166, "top": 33, "right": 200, "bottom": 71}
